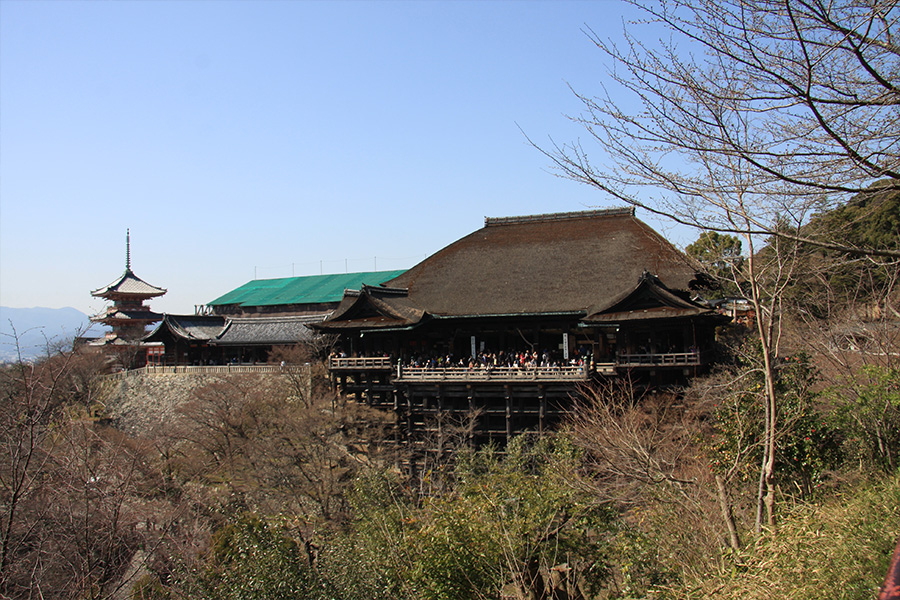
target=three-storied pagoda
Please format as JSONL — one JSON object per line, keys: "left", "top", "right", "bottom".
{"left": 91, "top": 230, "right": 166, "bottom": 344}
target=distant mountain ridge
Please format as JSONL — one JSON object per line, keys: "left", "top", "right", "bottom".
{"left": 0, "top": 306, "right": 106, "bottom": 362}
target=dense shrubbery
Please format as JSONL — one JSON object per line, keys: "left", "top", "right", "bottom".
{"left": 678, "top": 472, "right": 900, "bottom": 600}
{"left": 826, "top": 365, "right": 900, "bottom": 474}
{"left": 3, "top": 332, "right": 898, "bottom": 599}
{"left": 703, "top": 345, "right": 844, "bottom": 495}
{"left": 193, "top": 515, "right": 323, "bottom": 600}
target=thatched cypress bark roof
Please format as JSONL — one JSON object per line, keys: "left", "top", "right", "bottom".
{"left": 315, "top": 209, "right": 704, "bottom": 332}
{"left": 382, "top": 208, "right": 696, "bottom": 317}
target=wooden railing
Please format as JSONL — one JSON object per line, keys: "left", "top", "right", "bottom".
{"left": 108, "top": 364, "right": 311, "bottom": 378}
{"left": 395, "top": 364, "right": 593, "bottom": 382}
{"left": 328, "top": 356, "right": 393, "bottom": 370}
{"left": 594, "top": 362, "right": 617, "bottom": 375}
{"left": 105, "top": 351, "right": 702, "bottom": 383}
{"left": 616, "top": 351, "right": 701, "bottom": 367}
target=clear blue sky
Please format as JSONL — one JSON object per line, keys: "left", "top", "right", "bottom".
{"left": 1, "top": 0, "right": 681, "bottom": 316}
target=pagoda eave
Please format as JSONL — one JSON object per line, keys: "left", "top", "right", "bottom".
{"left": 91, "top": 310, "right": 163, "bottom": 323}
{"left": 92, "top": 290, "right": 166, "bottom": 301}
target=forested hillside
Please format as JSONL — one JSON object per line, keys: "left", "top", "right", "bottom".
{"left": 1, "top": 310, "right": 898, "bottom": 598}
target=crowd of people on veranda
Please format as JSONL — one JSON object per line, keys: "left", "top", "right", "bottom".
{"left": 332, "top": 347, "right": 593, "bottom": 370}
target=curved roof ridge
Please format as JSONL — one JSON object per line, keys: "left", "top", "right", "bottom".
{"left": 360, "top": 284, "right": 409, "bottom": 296}
{"left": 228, "top": 314, "right": 326, "bottom": 324}
{"left": 484, "top": 207, "right": 634, "bottom": 227}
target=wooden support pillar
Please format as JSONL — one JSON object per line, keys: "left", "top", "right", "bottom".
{"left": 437, "top": 385, "right": 444, "bottom": 451}
{"left": 392, "top": 387, "right": 403, "bottom": 473}
{"left": 405, "top": 386, "right": 413, "bottom": 443}
{"left": 505, "top": 385, "right": 512, "bottom": 443}
{"left": 538, "top": 385, "right": 546, "bottom": 434}
{"left": 467, "top": 384, "right": 475, "bottom": 447}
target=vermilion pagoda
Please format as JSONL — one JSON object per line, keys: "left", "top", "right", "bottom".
{"left": 90, "top": 230, "right": 166, "bottom": 344}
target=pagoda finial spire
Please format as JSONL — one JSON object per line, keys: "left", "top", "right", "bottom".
{"left": 126, "top": 229, "right": 131, "bottom": 271}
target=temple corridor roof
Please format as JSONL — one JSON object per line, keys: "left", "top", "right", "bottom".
{"left": 144, "top": 315, "right": 227, "bottom": 342}
{"left": 214, "top": 315, "right": 322, "bottom": 345}
{"left": 143, "top": 314, "right": 323, "bottom": 346}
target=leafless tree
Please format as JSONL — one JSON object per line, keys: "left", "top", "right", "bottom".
{"left": 163, "top": 373, "right": 391, "bottom": 524}
{"left": 38, "top": 423, "right": 150, "bottom": 599}
{"left": 269, "top": 344, "right": 319, "bottom": 408}
{"left": 0, "top": 335, "right": 166, "bottom": 599}
{"left": 171, "top": 378, "right": 261, "bottom": 492}
{"left": 0, "top": 331, "right": 83, "bottom": 595}
{"left": 538, "top": 0, "right": 898, "bottom": 533}
{"left": 541, "top": 0, "right": 899, "bottom": 257}
{"left": 566, "top": 380, "right": 740, "bottom": 563}
{"left": 568, "top": 381, "right": 699, "bottom": 503}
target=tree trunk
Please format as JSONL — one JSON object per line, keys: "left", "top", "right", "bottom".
{"left": 746, "top": 246, "right": 779, "bottom": 535}
{"left": 715, "top": 474, "right": 741, "bottom": 551}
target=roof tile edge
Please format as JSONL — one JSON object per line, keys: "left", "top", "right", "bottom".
{"left": 484, "top": 207, "right": 635, "bottom": 227}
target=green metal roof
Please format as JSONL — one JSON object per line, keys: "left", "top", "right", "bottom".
{"left": 207, "top": 270, "right": 407, "bottom": 307}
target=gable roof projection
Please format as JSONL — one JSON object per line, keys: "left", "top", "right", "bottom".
{"left": 322, "top": 285, "right": 427, "bottom": 331}
{"left": 144, "top": 315, "right": 227, "bottom": 343}
{"left": 381, "top": 208, "right": 697, "bottom": 317}
{"left": 208, "top": 270, "right": 407, "bottom": 309}
{"left": 585, "top": 271, "right": 714, "bottom": 322}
